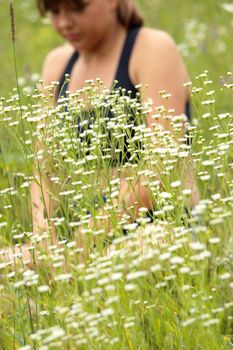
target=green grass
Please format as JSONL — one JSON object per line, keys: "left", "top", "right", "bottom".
{"left": 0, "top": 0, "right": 233, "bottom": 349}
{"left": 0, "top": 0, "right": 232, "bottom": 96}
{"left": 0, "top": 75, "right": 232, "bottom": 349}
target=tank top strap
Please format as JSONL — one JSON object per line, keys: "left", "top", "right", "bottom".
{"left": 114, "top": 26, "right": 141, "bottom": 96}
{"left": 57, "top": 27, "right": 141, "bottom": 99}
{"left": 57, "top": 50, "right": 79, "bottom": 99}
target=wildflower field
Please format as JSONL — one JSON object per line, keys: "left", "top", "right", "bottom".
{"left": 0, "top": 0, "right": 233, "bottom": 349}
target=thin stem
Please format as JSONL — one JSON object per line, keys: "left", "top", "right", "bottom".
{"left": 9, "top": 0, "right": 25, "bottom": 144}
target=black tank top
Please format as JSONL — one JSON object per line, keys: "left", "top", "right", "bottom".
{"left": 57, "top": 26, "right": 191, "bottom": 121}
{"left": 57, "top": 26, "right": 140, "bottom": 99}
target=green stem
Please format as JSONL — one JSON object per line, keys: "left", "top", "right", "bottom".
{"left": 9, "top": 0, "right": 25, "bottom": 144}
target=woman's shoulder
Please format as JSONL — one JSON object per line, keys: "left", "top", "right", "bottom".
{"left": 42, "top": 44, "right": 75, "bottom": 87}
{"left": 137, "top": 27, "right": 178, "bottom": 55}
{"left": 132, "top": 27, "right": 187, "bottom": 85}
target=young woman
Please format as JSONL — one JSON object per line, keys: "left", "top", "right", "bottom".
{"left": 2, "top": 0, "right": 199, "bottom": 264}
{"left": 31, "top": 0, "right": 200, "bottom": 239}
{"left": 38, "top": 0, "right": 190, "bottom": 115}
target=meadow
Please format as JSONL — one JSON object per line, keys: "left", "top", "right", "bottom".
{"left": 0, "top": 0, "right": 233, "bottom": 349}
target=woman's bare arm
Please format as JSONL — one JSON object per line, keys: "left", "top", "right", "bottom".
{"left": 116, "top": 29, "right": 199, "bottom": 213}
{"left": 29, "top": 48, "right": 68, "bottom": 245}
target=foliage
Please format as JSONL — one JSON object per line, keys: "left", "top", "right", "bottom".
{"left": 0, "top": 0, "right": 233, "bottom": 349}
{"left": 0, "top": 75, "right": 233, "bottom": 348}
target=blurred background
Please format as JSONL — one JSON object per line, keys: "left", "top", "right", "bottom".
{"left": 0, "top": 0, "right": 232, "bottom": 97}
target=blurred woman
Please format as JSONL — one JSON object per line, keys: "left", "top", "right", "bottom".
{"left": 31, "top": 0, "right": 199, "bottom": 253}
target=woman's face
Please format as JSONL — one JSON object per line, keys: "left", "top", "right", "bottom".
{"left": 48, "top": 0, "right": 118, "bottom": 51}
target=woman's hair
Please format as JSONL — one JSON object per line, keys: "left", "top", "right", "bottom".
{"left": 117, "top": 0, "right": 144, "bottom": 28}
{"left": 36, "top": 0, "right": 144, "bottom": 28}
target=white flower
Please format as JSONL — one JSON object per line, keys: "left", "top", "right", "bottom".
{"left": 182, "top": 318, "right": 196, "bottom": 327}
{"left": 110, "top": 178, "right": 120, "bottom": 186}
{"left": 150, "top": 264, "right": 162, "bottom": 272}
{"left": 225, "top": 302, "right": 233, "bottom": 309}
{"left": 106, "top": 296, "right": 119, "bottom": 305}
{"left": 155, "top": 282, "right": 167, "bottom": 288}
{"left": 203, "top": 319, "right": 220, "bottom": 327}
{"left": 73, "top": 193, "right": 83, "bottom": 200}
{"left": 123, "top": 223, "right": 138, "bottom": 231}
{"left": 43, "top": 327, "right": 66, "bottom": 344}
{"left": 38, "top": 285, "right": 50, "bottom": 293}
{"left": 219, "top": 272, "right": 231, "bottom": 280}
{"left": 200, "top": 174, "right": 211, "bottom": 181}
{"left": 110, "top": 272, "right": 123, "bottom": 281}
{"left": 218, "top": 112, "right": 231, "bottom": 119}
{"left": 13, "top": 281, "right": 25, "bottom": 288}
{"left": 182, "top": 189, "right": 192, "bottom": 196}
{"left": 159, "top": 192, "right": 172, "bottom": 199}
{"left": 212, "top": 307, "right": 224, "bottom": 314}
{"left": 59, "top": 190, "right": 75, "bottom": 196}
{"left": 23, "top": 270, "right": 38, "bottom": 282}
{"left": 209, "top": 218, "right": 224, "bottom": 225}
{"left": 171, "top": 180, "right": 181, "bottom": 188}
{"left": 124, "top": 284, "right": 137, "bottom": 291}
{"left": 211, "top": 193, "right": 221, "bottom": 200}
{"left": 170, "top": 256, "right": 185, "bottom": 265}
{"left": 40, "top": 310, "right": 50, "bottom": 316}
{"left": 182, "top": 285, "right": 192, "bottom": 291}
{"left": 201, "top": 99, "right": 215, "bottom": 105}
{"left": 165, "top": 274, "right": 176, "bottom": 281}
{"left": 97, "top": 277, "right": 110, "bottom": 286}
{"left": 202, "top": 112, "right": 211, "bottom": 119}
{"left": 179, "top": 267, "right": 191, "bottom": 274}
{"left": 84, "top": 273, "right": 99, "bottom": 281}
{"left": 110, "top": 191, "right": 119, "bottom": 199}
{"left": 202, "top": 160, "right": 214, "bottom": 166}
{"left": 221, "top": 3, "right": 233, "bottom": 14}
{"left": 159, "top": 252, "right": 171, "bottom": 261}
{"left": 209, "top": 237, "right": 220, "bottom": 244}
{"left": 126, "top": 270, "right": 148, "bottom": 281}
{"left": 18, "top": 346, "right": 32, "bottom": 350}
{"left": 189, "top": 242, "right": 205, "bottom": 251}
{"left": 54, "top": 273, "right": 72, "bottom": 282}
{"left": 101, "top": 308, "right": 114, "bottom": 317}
{"left": 69, "top": 222, "right": 81, "bottom": 228}
{"left": 191, "top": 250, "right": 211, "bottom": 261}
{"left": 124, "top": 322, "right": 135, "bottom": 328}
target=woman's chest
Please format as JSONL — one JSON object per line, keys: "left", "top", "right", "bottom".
{"left": 68, "top": 65, "right": 114, "bottom": 92}
{"left": 64, "top": 52, "right": 137, "bottom": 94}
